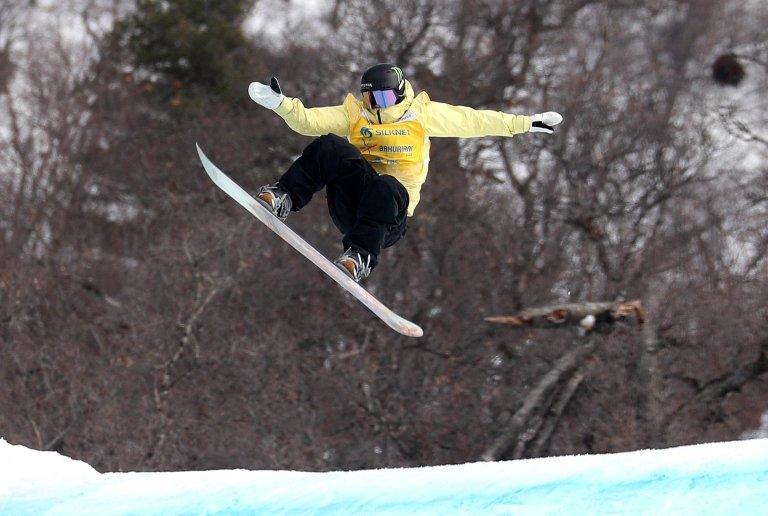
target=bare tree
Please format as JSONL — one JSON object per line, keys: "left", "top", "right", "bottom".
{"left": 3, "top": 0, "right": 768, "bottom": 473}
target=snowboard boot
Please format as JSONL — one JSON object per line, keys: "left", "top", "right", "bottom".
{"left": 334, "top": 248, "right": 372, "bottom": 283}
{"left": 256, "top": 183, "right": 292, "bottom": 221}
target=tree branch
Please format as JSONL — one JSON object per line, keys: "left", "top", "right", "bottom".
{"left": 481, "top": 335, "right": 596, "bottom": 461}
{"left": 485, "top": 300, "right": 646, "bottom": 331}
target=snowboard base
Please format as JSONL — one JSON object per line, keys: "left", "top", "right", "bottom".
{"left": 196, "top": 144, "right": 423, "bottom": 337}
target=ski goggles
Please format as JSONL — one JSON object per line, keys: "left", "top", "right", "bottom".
{"left": 362, "top": 89, "right": 400, "bottom": 110}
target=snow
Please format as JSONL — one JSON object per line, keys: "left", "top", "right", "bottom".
{"left": 0, "top": 439, "right": 99, "bottom": 504}
{"left": 742, "top": 411, "right": 768, "bottom": 439}
{"left": 1, "top": 438, "right": 768, "bottom": 515}
{"left": 245, "top": 0, "right": 332, "bottom": 41}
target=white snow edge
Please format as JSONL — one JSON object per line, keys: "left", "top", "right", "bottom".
{"left": 2, "top": 437, "right": 768, "bottom": 515}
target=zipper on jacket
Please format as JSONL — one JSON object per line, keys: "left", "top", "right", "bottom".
{"left": 377, "top": 110, "right": 382, "bottom": 124}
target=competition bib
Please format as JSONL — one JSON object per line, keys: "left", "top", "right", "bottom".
{"left": 348, "top": 115, "right": 426, "bottom": 172}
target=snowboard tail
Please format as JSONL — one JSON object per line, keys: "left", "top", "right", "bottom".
{"left": 196, "top": 144, "right": 423, "bottom": 338}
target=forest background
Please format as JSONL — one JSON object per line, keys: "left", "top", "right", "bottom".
{"left": 2, "top": 0, "right": 768, "bottom": 472}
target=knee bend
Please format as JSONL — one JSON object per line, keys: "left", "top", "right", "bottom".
{"left": 306, "top": 134, "right": 361, "bottom": 162}
{"left": 313, "top": 134, "right": 347, "bottom": 152}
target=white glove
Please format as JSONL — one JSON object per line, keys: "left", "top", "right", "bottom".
{"left": 529, "top": 112, "right": 563, "bottom": 134}
{"left": 248, "top": 77, "right": 284, "bottom": 110}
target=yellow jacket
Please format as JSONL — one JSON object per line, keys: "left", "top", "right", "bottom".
{"left": 274, "top": 80, "right": 531, "bottom": 215}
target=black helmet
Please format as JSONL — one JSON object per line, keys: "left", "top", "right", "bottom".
{"left": 360, "top": 63, "right": 406, "bottom": 108}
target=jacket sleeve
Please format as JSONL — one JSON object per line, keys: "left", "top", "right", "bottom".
{"left": 273, "top": 97, "right": 349, "bottom": 137}
{"left": 423, "top": 100, "right": 531, "bottom": 138}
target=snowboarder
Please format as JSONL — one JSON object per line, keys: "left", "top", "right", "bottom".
{"left": 248, "top": 64, "right": 562, "bottom": 282}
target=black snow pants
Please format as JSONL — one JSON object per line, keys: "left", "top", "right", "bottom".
{"left": 277, "top": 134, "right": 409, "bottom": 268}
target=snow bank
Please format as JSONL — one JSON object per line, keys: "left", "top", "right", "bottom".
{"left": 1, "top": 437, "right": 767, "bottom": 515}
{"left": 0, "top": 439, "right": 99, "bottom": 502}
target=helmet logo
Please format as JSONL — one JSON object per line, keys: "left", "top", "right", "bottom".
{"left": 392, "top": 66, "right": 404, "bottom": 89}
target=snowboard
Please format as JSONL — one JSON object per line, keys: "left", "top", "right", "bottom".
{"left": 196, "top": 144, "right": 423, "bottom": 338}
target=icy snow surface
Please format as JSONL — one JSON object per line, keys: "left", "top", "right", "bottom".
{"left": 1, "top": 438, "right": 768, "bottom": 515}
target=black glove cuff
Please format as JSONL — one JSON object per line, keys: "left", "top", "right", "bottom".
{"left": 270, "top": 77, "right": 282, "bottom": 95}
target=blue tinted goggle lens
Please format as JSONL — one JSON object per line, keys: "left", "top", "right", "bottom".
{"left": 363, "top": 89, "right": 399, "bottom": 109}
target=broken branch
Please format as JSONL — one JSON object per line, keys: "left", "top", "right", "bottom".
{"left": 485, "top": 300, "right": 646, "bottom": 332}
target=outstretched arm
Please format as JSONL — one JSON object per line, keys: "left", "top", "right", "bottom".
{"left": 424, "top": 99, "right": 562, "bottom": 138}
{"left": 249, "top": 77, "right": 349, "bottom": 137}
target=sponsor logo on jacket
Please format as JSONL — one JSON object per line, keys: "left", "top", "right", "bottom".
{"left": 360, "top": 126, "right": 410, "bottom": 137}
{"left": 375, "top": 129, "right": 409, "bottom": 136}
{"left": 379, "top": 145, "right": 414, "bottom": 153}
